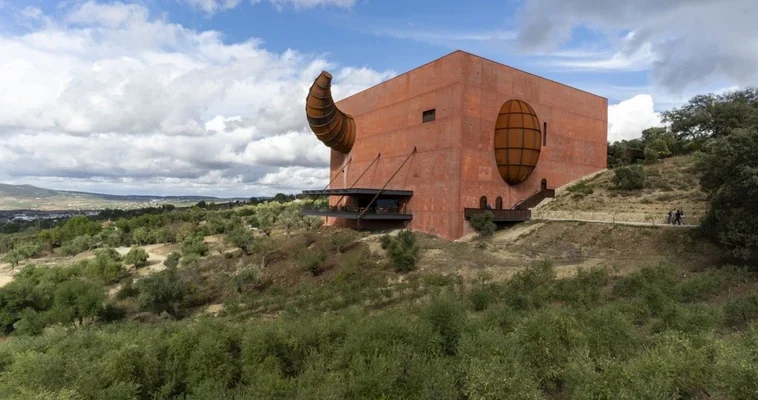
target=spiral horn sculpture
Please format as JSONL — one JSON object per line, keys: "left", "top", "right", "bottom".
{"left": 305, "top": 71, "right": 356, "bottom": 154}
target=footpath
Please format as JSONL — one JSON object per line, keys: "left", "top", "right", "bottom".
{"left": 532, "top": 217, "right": 698, "bottom": 228}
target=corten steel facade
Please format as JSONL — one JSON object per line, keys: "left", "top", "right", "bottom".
{"left": 309, "top": 50, "right": 607, "bottom": 240}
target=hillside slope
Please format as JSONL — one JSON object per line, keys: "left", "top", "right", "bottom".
{"left": 0, "top": 183, "right": 239, "bottom": 210}
{"left": 535, "top": 156, "right": 707, "bottom": 225}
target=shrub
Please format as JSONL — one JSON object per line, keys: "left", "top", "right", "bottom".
{"left": 384, "top": 230, "right": 420, "bottom": 272}
{"left": 85, "top": 248, "right": 125, "bottom": 284}
{"left": 135, "top": 265, "right": 187, "bottom": 317}
{"left": 181, "top": 234, "right": 209, "bottom": 257}
{"left": 181, "top": 253, "right": 201, "bottom": 267}
{"left": 504, "top": 261, "right": 556, "bottom": 311}
{"left": 123, "top": 247, "right": 149, "bottom": 268}
{"left": 49, "top": 278, "right": 107, "bottom": 326}
{"left": 303, "top": 216, "right": 323, "bottom": 231}
{"left": 553, "top": 267, "right": 609, "bottom": 308}
{"left": 469, "top": 211, "right": 496, "bottom": 236}
{"left": 723, "top": 293, "right": 758, "bottom": 328}
{"left": 379, "top": 234, "right": 392, "bottom": 250}
{"left": 644, "top": 146, "right": 659, "bottom": 164}
{"left": 421, "top": 291, "right": 467, "bottom": 356}
{"left": 566, "top": 180, "right": 595, "bottom": 199}
{"left": 164, "top": 252, "right": 181, "bottom": 269}
{"left": 2, "top": 250, "right": 23, "bottom": 269}
{"left": 469, "top": 286, "right": 495, "bottom": 311}
{"left": 61, "top": 234, "right": 96, "bottom": 256}
{"left": 298, "top": 248, "right": 327, "bottom": 276}
{"left": 329, "top": 229, "right": 358, "bottom": 253}
{"left": 224, "top": 227, "right": 254, "bottom": 254}
{"left": 234, "top": 264, "right": 266, "bottom": 293}
{"left": 613, "top": 165, "right": 646, "bottom": 190}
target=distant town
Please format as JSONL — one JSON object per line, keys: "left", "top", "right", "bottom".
{"left": 0, "top": 209, "right": 100, "bottom": 224}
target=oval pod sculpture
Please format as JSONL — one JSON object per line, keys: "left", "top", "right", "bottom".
{"left": 494, "top": 99, "right": 542, "bottom": 185}
{"left": 305, "top": 71, "right": 356, "bottom": 154}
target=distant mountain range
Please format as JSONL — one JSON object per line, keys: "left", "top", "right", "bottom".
{"left": 0, "top": 183, "right": 237, "bottom": 201}
{"left": 0, "top": 183, "right": 251, "bottom": 211}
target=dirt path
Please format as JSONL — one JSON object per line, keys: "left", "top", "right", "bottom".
{"left": 532, "top": 217, "right": 698, "bottom": 228}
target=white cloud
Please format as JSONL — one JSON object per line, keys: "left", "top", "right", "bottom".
{"left": 258, "top": 166, "right": 330, "bottom": 189}
{"left": 0, "top": 1, "right": 393, "bottom": 197}
{"left": 180, "top": 0, "right": 242, "bottom": 14}
{"left": 516, "top": 0, "right": 758, "bottom": 92}
{"left": 546, "top": 41, "right": 655, "bottom": 72}
{"left": 268, "top": 0, "right": 356, "bottom": 11}
{"left": 378, "top": 29, "right": 516, "bottom": 44}
{"left": 607, "top": 94, "right": 664, "bottom": 143}
{"left": 180, "top": 0, "right": 355, "bottom": 14}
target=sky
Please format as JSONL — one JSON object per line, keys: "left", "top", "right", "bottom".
{"left": 0, "top": 0, "right": 755, "bottom": 198}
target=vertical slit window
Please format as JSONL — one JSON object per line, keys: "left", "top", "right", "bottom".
{"left": 543, "top": 122, "right": 547, "bottom": 146}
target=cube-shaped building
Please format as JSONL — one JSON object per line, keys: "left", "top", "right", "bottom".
{"left": 302, "top": 50, "right": 607, "bottom": 240}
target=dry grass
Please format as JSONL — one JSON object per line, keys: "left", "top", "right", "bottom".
{"left": 537, "top": 156, "right": 707, "bottom": 225}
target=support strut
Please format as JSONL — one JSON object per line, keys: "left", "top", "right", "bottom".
{"left": 358, "top": 147, "right": 417, "bottom": 220}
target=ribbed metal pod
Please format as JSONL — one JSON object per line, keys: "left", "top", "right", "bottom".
{"left": 306, "top": 71, "right": 356, "bottom": 154}
{"left": 494, "top": 99, "right": 542, "bottom": 185}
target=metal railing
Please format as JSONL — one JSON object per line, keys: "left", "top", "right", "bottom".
{"left": 302, "top": 204, "right": 412, "bottom": 216}
{"left": 514, "top": 188, "right": 556, "bottom": 210}
{"left": 464, "top": 208, "right": 531, "bottom": 221}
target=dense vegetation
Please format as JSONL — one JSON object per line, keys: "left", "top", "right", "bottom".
{"left": 1, "top": 260, "right": 757, "bottom": 399}
{"left": 607, "top": 87, "right": 758, "bottom": 262}
{"left": 0, "top": 87, "right": 757, "bottom": 398}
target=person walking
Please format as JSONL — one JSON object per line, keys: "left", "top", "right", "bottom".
{"left": 680, "top": 209, "right": 685, "bottom": 225}
{"left": 667, "top": 209, "right": 673, "bottom": 224}
{"left": 674, "top": 209, "right": 682, "bottom": 225}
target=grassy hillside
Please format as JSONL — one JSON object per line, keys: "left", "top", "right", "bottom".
{"left": 1, "top": 200, "right": 756, "bottom": 399}
{"left": 0, "top": 183, "right": 238, "bottom": 210}
{"left": 535, "top": 155, "right": 708, "bottom": 225}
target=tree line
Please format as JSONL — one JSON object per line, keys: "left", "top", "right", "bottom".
{"left": 606, "top": 87, "right": 758, "bottom": 263}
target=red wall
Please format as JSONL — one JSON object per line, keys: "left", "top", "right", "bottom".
{"left": 327, "top": 50, "right": 607, "bottom": 240}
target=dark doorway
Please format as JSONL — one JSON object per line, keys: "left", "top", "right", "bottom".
{"left": 479, "top": 196, "right": 487, "bottom": 209}
{"left": 541, "top": 178, "right": 547, "bottom": 191}
{"left": 495, "top": 196, "right": 503, "bottom": 209}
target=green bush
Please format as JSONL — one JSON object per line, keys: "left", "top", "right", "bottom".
{"left": 298, "top": 248, "right": 327, "bottom": 276}
{"left": 136, "top": 265, "right": 187, "bottom": 317}
{"left": 164, "top": 252, "right": 181, "bottom": 269}
{"left": 553, "top": 267, "right": 609, "bottom": 308}
{"left": 469, "top": 211, "right": 496, "bottom": 236}
{"left": 84, "top": 248, "right": 125, "bottom": 284}
{"left": 123, "top": 247, "right": 149, "bottom": 268}
{"left": 567, "top": 180, "right": 595, "bottom": 199}
{"left": 1, "top": 251, "right": 23, "bottom": 269}
{"left": 329, "top": 229, "right": 358, "bottom": 253}
{"left": 379, "top": 234, "right": 392, "bottom": 250}
{"left": 49, "top": 278, "right": 107, "bottom": 327}
{"left": 224, "top": 226, "right": 254, "bottom": 254}
{"left": 383, "top": 230, "right": 421, "bottom": 272}
{"left": 724, "top": 293, "right": 758, "bottom": 328}
{"left": 181, "top": 234, "right": 209, "bottom": 257}
{"left": 504, "top": 261, "right": 556, "bottom": 311}
{"left": 644, "top": 146, "right": 659, "bottom": 164}
{"left": 181, "top": 253, "right": 201, "bottom": 267}
{"left": 421, "top": 291, "right": 467, "bottom": 356}
{"left": 613, "top": 165, "right": 646, "bottom": 190}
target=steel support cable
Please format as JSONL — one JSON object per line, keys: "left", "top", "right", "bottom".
{"left": 358, "top": 147, "right": 417, "bottom": 220}
{"left": 334, "top": 153, "right": 381, "bottom": 207}
{"left": 308, "top": 157, "right": 352, "bottom": 206}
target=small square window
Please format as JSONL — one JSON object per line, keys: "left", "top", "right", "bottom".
{"left": 422, "top": 109, "right": 436, "bottom": 123}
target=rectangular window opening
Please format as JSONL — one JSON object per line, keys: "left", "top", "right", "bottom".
{"left": 543, "top": 122, "right": 547, "bottom": 146}
{"left": 422, "top": 109, "right": 436, "bottom": 123}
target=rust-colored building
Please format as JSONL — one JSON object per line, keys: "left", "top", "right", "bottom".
{"left": 302, "top": 50, "right": 607, "bottom": 240}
